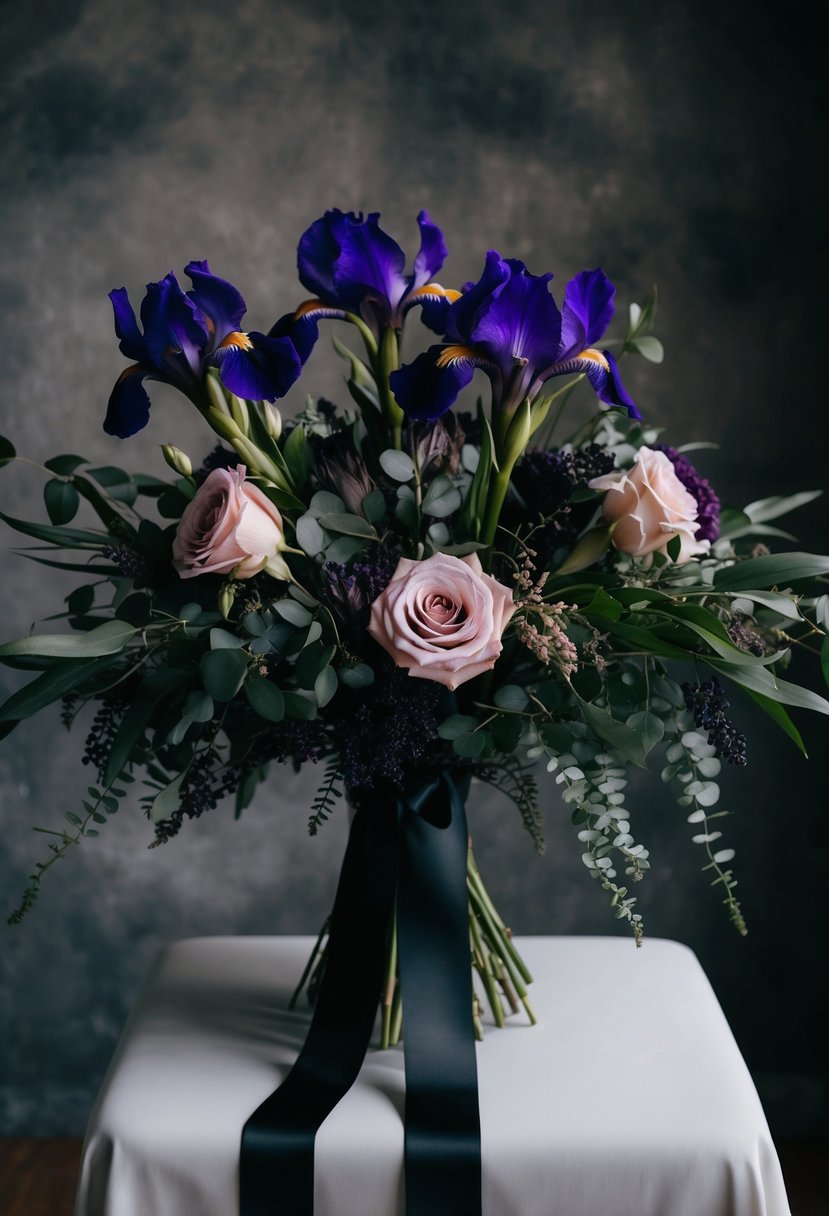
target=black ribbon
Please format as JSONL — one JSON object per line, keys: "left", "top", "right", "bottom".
{"left": 240, "top": 772, "right": 482, "bottom": 1216}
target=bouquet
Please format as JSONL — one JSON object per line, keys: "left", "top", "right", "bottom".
{"left": 3, "top": 208, "right": 828, "bottom": 1045}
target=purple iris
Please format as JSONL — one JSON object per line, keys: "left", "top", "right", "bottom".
{"left": 389, "top": 251, "right": 639, "bottom": 422}
{"left": 104, "top": 261, "right": 304, "bottom": 438}
{"left": 272, "top": 209, "right": 458, "bottom": 355}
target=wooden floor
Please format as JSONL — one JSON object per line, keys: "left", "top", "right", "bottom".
{"left": 1, "top": 1137, "right": 827, "bottom": 1214}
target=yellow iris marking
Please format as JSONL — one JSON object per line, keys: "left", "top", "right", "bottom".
{"left": 436, "top": 344, "right": 477, "bottom": 368}
{"left": 295, "top": 298, "right": 326, "bottom": 318}
{"left": 218, "top": 331, "right": 254, "bottom": 352}
{"left": 408, "top": 284, "right": 462, "bottom": 303}
{"left": 578, "top": 348, "right": 610, "bottom": 371}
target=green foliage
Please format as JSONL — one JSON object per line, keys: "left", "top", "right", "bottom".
{"left": 200, "top": 648, "right": 248, "bottom": 701}
{"left": 308, "top": 761, "right": 343, "bottom": 835}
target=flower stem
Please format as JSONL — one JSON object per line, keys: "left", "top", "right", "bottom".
{"left": 380, "top": 902, "right": 398, "bottom": 1050}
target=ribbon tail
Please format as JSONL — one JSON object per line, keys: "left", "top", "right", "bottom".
{"left": 240, "top": 805, "right": 398, "bottom": 1216}
{"left": 398, "top": 773, "right": 482, "bottom": 1216}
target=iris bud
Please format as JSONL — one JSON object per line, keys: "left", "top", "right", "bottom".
{"left": 161, "top": 445, "right": 193, "bottom": 478}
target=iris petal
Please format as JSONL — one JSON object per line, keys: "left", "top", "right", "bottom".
{"left": 331, "top": 211, "right": 408, "bottom": 314}
{"left": 103, "top": 365, "right": 153, "bottom": 438}
{"left": 391, "top": 348, "right": 476, "bottom": 421}
{"left": 109, "top": 288, "right": 147, "bottom": 362}
{"left": 446, "top": 250, "right": 510, "bottom": 345}
{"left": 269, "top": 311, "right": 321, "bottom": 366}
{"left": 403, "top": 284, "right": 461, "bottom": 335}
{"left": 411, "top": 210, "right": 447, "bottom": 290}
{"left": 297, "top": 211, "right": 344, "bottom": 301}
{"left": 558, "top": 268, "right": 616, "bottom": 361}
{"left": 469, "top": 257, "right": 561, "bottom": 377}
{"left": 184, "top": 260, "right": 247, "bottom": 342}
{"left": 216, "top": 331, "right": 302, "bottom": 402}
{"left": 593, "top": 348, "right": 640, "bottom": 418}
{"left": 140, "top": 273, "right": 209, "bottom": 371}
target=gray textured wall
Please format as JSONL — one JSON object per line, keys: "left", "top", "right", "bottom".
{"left": 1, "top": 0, "right": 826, "bottom": 1137}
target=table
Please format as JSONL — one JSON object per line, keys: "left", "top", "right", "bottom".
{"left": 74, "top": 936, "right": 789, "bottom": 1216}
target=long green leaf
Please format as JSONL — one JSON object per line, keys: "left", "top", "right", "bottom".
{"left": 0, "top": 619, "right": 137, "bottom": 661}
{"left": 653, "top": 603, "right": 785, "bottom": 666}
{"left": 0, "top": 656, "right": 117, "bottom": 724}
{"left": 0, "top": 510, "right": 107, "bottom": 548}
{"left": 706, "top": 656, "right": 829, "bottom": 715}
{"left": 744, "top": 491, "right": 821, "bottom": 524}
{"left": 741, "top": 688, "right": 807, "bottom": 756}
{"left": 104, "top": 669, "right": 191, "bottom": 785}
{"left": 591, "top": 619, "right": 690, "bottom": 662}
{"left": 714, "top": 552, "right": 829, "bottom": 591}
{"left": 12, "top": 551, "right": 118, "bottom": 575}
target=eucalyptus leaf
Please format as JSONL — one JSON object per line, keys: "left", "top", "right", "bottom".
{"left": 379, "top": 449, "right": 415, "bottom": 481}
{"left": 296, "top": 513, "right": 326, "bottom": 556}
{"left": 317, "top": 512, "right": 377, "bottom": 539}
{"left": 209, "top": 628, "right": 245, "bottom": 650}
{"left": 339, "top": 663, "right": 375, "bottom": 688}
{"left": 0, "top": 436, "right": 17, "bottom": 466}
{"left": 44, "top": 454, "right": 87, "bottom": 476}
{"left": 309, "top": 491, "right": 346, "bottom": 516}
{"left": 630, "top": 335, "right": 664, "bottom": 363}
{"left": 200, "top": 647, "right": 248, "bottom": 701}
{"left": 283, "top": 691, "right": 318, "bottom": 720}
{"left": 274, "top": 600, "right": 313, "bottom": 628}
{"left": 625, "top": 710, "right": 665, "bottom": 754}
{"left": 494, "top": 684, "right": 529, "bottom": 711}
{"left": 44, "top": 479, "right": 80, "bottom": 525}
{"left": 245, "top": 675, "right": 286, "bottom": 722}
{"left": 580, "top": 703, "right": 646, "bottom": 767}
{"left": 438, "top": 714, "right": 480, "bottom": 740}
{"left": 314, "top": 665, "right": 338, "bottom": 707}
{"left": 421, "top": 475, "right": 461, "bottom": 518}
{"left": 452, "top": 731, "right": 487, "bottom": 758}
{"left": 362, "top": 489, "right": 387, "bottom": 523}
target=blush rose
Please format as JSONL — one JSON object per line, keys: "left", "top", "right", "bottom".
{"left": 588, "top": 446, "right": 709, "bottom": 563}
{"left": 367, "top": 552, "right": 516, "bottom": 690}
{"left": 172, "top": 464, "right": 288, "bottom": 580}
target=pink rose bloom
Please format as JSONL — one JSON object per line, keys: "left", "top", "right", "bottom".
{"left": 367, "top": 552, "right": 516, "bottom": 690}
{"left": 172, "top": 465, "right": 287, "bottom": 580}
{"left": 588, "top": 446, "right": 709, "bottom": 563}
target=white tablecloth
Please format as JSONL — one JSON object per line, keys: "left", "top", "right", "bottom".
{"left": 74, "top": 936, "right": 789, "bottom": 1216}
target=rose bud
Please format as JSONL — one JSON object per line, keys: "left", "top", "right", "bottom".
{"left": 367, "top": 552, "right": 516, "bottom": 690}
{"left": 172, "top": 464, "right": 289, "bottom": 580}
{"left": 588, "top": 446, "right": 710, "bottom": 563}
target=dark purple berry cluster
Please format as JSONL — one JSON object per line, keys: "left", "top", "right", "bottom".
{"left": 322, "top": 543, "right": 400, "bottom": 637}
{"left": 682, "top": 679, "right": 747, "bottom": 766}
{"left": 513, "top": 444, "right": 616, "bottom": 519}
{"left": 334, "top": 669, "right": 442, "bottom": 792}
{"left": 101, "top": 544, "right": 152, "bottom": 585}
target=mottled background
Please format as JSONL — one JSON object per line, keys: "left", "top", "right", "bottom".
{"left": 1, "top": 0, "right": 826, "bottom": 1138}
